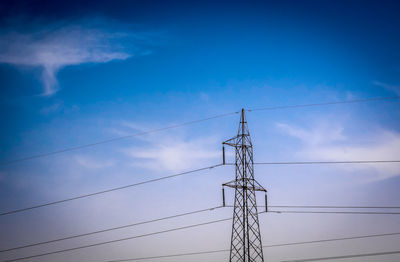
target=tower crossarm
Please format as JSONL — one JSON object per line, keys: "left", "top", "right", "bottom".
{"left": 223, "top": 141, "right": 238, "bottom": 147}
{"left": 223, "top": 179, "right": 267, "bottom": 192}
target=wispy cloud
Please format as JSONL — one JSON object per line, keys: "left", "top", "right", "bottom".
{"left": 276, "top": 123, "right": 346, "bottom": 146}
{"left": 373, "top": 81, "right": 400, "bottom": 96}
{"left": 119, "top": 122, "right": 220, "bottom": 173}
{"left": 40, "top": 101, "right": 80, "bottom": 115}
{"left": 277, "top": 122, "right": 400, "bottom": 181}
{"left": 75, "top": 155, "right": 115, "bottom": 169}
{"left": 0, "top": 17, "right": 155, "bottom": 95}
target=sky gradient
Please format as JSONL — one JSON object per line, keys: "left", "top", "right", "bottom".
{"left": 1, "top": 1, "right": 400, "bottom": 262}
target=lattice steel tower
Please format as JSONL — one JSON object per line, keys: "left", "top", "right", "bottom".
{"left": 222, "top": 108, "right": 267, "bottom": 262}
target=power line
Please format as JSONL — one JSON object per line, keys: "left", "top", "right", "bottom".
{"left": 2, "top": 158, "right": 397, "bottom": 216}
{"left": 4, "top": 215, "right": 240, "bottom": 262}
{"left": 102, "top": 232, "right": 400, "bottom": 262}
{"left": 5, "top": 211, "right": 400, "bottom": 262}
{"left": 263, "top": 232, "right": 400, "bottom": 248}
{"left": 0, "top": 164, "right": 221, "bottom": 217}
{"left": 104, "top": 248, "right": 230, "bottom": 262}
{"left": 2, "top": 204, "right": 398, "bottom": 253}
{"left": 5, "top": 209, "right": 400, "bottom": 262}
{"left": 224, "top": 160, "right": 400, "bottom": 165}
{"left": 268, "top": 210, "right": 400, "bottom": 215}
{"left": 254, "top": 160, "right": 400, "bottom": 165}
{"left": 4, "top": 96, "right": 399, "bottom": 167}
{"left": 0, "top": 112, "right": 239, "bottom": 166}
{"left": 268, "top": 205, "right": 400, "bottom": 209}
{"left": 2, "top": 205, "right": 397, "bottom": 253}
{"left": 6, "top": 156, "right": 396, "bottom": 217}
{"left": 247, "top": 95, "right": 400, "bottom": 112}
{"left": 253, "top": 160, "right": 400, "bottom": 165}
{"left": 0, "top": 206, "right": 222, "bottom": 253}
{"left": 225, "top": 205, "right": 400, "bottom": 215}
{"left": 281, "top": 250, "right": 400, "bottom": 262}
{"left": 224, "top": 160, "right": 400, "bottom": 166}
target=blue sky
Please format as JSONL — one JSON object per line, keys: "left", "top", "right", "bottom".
{"left": 1, "top": 1, "right": 400, "bottom": 261}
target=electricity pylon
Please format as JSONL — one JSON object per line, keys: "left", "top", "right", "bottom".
{"left": 222, "top": 108, "right": 267, "bottom": 262}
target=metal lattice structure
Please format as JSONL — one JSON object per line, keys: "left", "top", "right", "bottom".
{"left": 222, "top": 108, "right": 267, "bottom": 262}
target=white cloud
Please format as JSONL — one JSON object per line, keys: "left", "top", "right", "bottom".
{"left": 277, "top": 122, "right": 400, "bottom": 181}
{"left": 124, "top": 139, "right": 220, "bottom": 173}
{"left": 276, "top": 123, "right": 346, "bottom": 146}
{"left": 75, "top": 155, "right": 115, "bottom": 169}
{"left": 0, "top": 17, "right": 153, "bottom": 95}
{"left": 120, "top": 122, "right": 220, "bottom": 172}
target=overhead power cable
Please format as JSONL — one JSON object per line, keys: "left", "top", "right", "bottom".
{"left": 0, "top": 164, "right": 221, "bottom": 217}
{"left": 3, "top": 96, "right": 399, "bottom": 167}
{"left": 101, "top": 232, "right": 400, "bottom": 262}
{"left": 252, "top": 160, "right": 400, "bottom": 165}
{"left": 262, "top": 232, "right": 400, "bottom": 248}
{"left": 105, "top": 248, "right": 230, "bottom": 262}
{"left": 268, "top": 205, "right": 400, "bottom": 209}
{"left": 3, "top": 214, "right": 242, "bottom": 262}
{"left": 6, "top": 157, "right": 396, "bottom": 217}
{"left": 5, "top": 210, "right": 400, "bottom": 262}
{"left": 281, "top": 250, "right": 400, "bottom": 262}
{"left": 226, "top": 206, "right": 400, "bottom": 215}
{"left": 247, "top": 95, "right": 400, "bottom": 112}
{"left": 0, "top": 112, "right": 239, "bottom": 166}
{"left": 0, "top": 206, "right": 222, "bottom": 253}
{"left": 2, "top": 205, "right": 397, "bottom": 253}
{"left": 2, "top": 158, "right": 398, "bottom": 217}
{"left": 224, "top": 160, "right": 400, "bottom": 166}
{"left": 268, "top": 210, "right": 400, "bottom": 215}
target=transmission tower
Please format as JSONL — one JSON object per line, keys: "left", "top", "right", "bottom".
{"left": 222, "top": 108, "right": 267, "bottom": 262}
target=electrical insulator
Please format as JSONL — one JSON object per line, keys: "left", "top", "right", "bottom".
{"left": 222, "top": 145, "right": 226, "bottom": 165}
{"left": 222, "top": 187, "right": 226, "bottom": 207}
